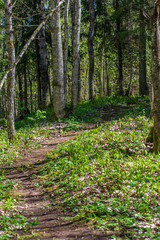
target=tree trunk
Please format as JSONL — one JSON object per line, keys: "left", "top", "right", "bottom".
{"left": 35, "top": 39, "right": 42, "bottom": 107}
{"left": 139, "top": 3, "right": 148, "bottom": 96}
{"left": 100, "top": 48, "right": 104, "bottom": 96}
{"left": 88, "top": 0, "right": 95, "bottom": 101}
{"left": 5, "top": 0, "right": 16, "bottom": 141}
{"left": 150, "top": 1, "right": 160, "bottom": 153}
{"left": 50, "top": 0, "right": 65, "bottom": 119}
{"left": 24, "top": 57, "right": 28, "bottom": 112}
{"left": 125, "top": 3, "right": 133, "bottom": 97}
{"left": 115, "top": 0, "right": 123, "bottom": 96}
{"left": 18, "top": 74, "right": 23, "bottom": 115}
{"left": 63, "top": 0, "right": 70, "bottom": 93}
{"left": 71, "top": 0, "right": 81, "bottom": 112}
{"left": 37, "top": 0, "right": 49, "bottom": 109}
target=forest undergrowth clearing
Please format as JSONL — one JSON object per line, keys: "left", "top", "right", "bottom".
{"left": 0, "top": 96, "right": 159, "bottom": 239}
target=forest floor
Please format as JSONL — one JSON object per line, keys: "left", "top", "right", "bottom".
{"left": 7, "top": 125, "right": 108, "bottom": 240}
{"left": 5, "top": 123, "right": 118, "bottom": 240}
{"left": 0, "top": 97, "right": 159, "bottom": 240}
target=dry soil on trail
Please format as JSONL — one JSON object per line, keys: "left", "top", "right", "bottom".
{"left": 6, "top": 126, "right": 114, "bottom": 240}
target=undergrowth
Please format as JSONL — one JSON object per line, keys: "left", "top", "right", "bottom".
{"left": 35, "top": 98, "right": 159, "bottom": 239}
{"left": 1, "top": 96, "right": 158, "bottom": 239}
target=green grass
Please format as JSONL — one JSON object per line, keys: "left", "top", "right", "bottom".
{"left": 38, "top": 111, "right": 159, "bottom": 239}
{"left": 0, "top": 96, "right": 158, "bottom": 239}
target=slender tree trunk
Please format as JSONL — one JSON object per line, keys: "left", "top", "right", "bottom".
{"left": 5, "top": 0, "right": 16, "bottom": 141}
{"left": 18, "top": 74, "right": 23, "bottom": 114}
{"left": 105, "top": 57, "right": 110, "bottom": 96}
{"left": 24, "top": 58, "right": 28, "bottom": 112}
{"left": 150, "top": 1, "right": 160, "bottom": 153}
{"left": 139, "top": 2, "right": 148, "bottom": 96}
{"left": 71, "top": 0, "right": 81, "bottom": 112}
{"left": 63, "top": 0, "right": 70, "bottom": 93}
{"left": 100, "top": 48, "right": 104, "bottom": 96}
{"left": 50, "top": 0, "right": 65, "bottom": 118}
{"left": 126, "top": 3, "right": 133, "bottom": 96}
{"left": 88, "top": 0, "right": 95, "bottom": 101}
{"left": 35, "top": 40, "right": 42, "bottom": 107}
{"left": 37, "top": 0, "right": 49, "bottom": 109}
{"left": 28, "top": 69, "right": 33, "bottom": 113}
{"left": 116, "top": 0, "right": 123, "bottom": 96}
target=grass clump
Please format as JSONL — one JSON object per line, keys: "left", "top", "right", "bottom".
{"left": 39, "top": 113, "right": 159, "bottom": 239}
{"left": 0, "top": 175, "right": 32, "bottom": 240}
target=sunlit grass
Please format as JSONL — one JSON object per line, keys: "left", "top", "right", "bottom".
{"left": 38, "top": 114, "right": 160, "bottom": 239}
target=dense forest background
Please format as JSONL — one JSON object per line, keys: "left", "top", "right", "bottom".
{"left": 0, "top": 0, "right": 149, "bottom": 118}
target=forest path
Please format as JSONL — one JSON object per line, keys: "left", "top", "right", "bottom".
{"left": 6, "top": 124, "right": 111, "bottom": 240}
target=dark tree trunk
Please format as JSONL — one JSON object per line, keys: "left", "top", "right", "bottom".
{"left": 125, "top": 3, "right": 133, "bottom": 97}
{"left": 115, "top": 0, "right": 123, "bottom": 96}
{"left": 88, "top": 0, "right": 95, "bottom": 101}
{"left": 24, "top": 57, "right": 28, "bottom": 112}
{"left": 139, "top": 4, "right": 148, "bottom": 96}
{"left": 149, "top": 1, "right": 160, "bottom": 153}
{"left": 18, "top": 74, "right": 23, "bottom": 114}
{"left": 35, "top": 39, "right": 42, "bottom": 107}
{"left": 37, "top": 0, "right": 49, "bottom": 109}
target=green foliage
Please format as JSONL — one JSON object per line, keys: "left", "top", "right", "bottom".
{"left": 33, "top": 97, "right": 159, "bottom": 239}
{"left": 0, "top": 175, "right": 31, "bottom": 240}
{"left": 0, "top": 96, "right": 155, "bottom": 239}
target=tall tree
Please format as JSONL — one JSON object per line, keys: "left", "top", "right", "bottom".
{"left": 5, "top": 0, "right": 16, "bottom": 141}
{"left": 37, "top": 0, "right": 49, "bottom": 109}
{"left": 88, "top": 0, "right": 95, "bottom": 101}
{"left": 71, "top": 0, "right": 81, "bottom": 112}
{"left": 50, "top": 0, "right": 66, "bottom": 118}
{"left": 63, "top": 0, "right": 70, "bottom": 93}
{"left": 115, "top": 0, "right": 124, "bottom": 96}
{"left": 139, "top": 1, "right": 148, "bottom": 96}
{"left": 149, "top": 0, "right": 160, "bottom": 153}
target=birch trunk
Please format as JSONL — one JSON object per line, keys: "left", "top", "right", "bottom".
{"left": 63, "top": 0, "right": 70, "bottom": 93}
{"left": 50, "top": 0, "right": 65, "bottom": 118}
{"left": 71, "top": 0, "right": 81, "bottom": 112}
{"left": 88, "top": 0, "right": 95, "bottom": 101}
{"left": 5, "top": 0, "right": 16, "bottom": 141}
{"left": 150, "top": 1, "right": 160, "bottom": 153}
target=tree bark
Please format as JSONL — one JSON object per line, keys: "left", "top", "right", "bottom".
{"left": 150, "top": 1, "right": 160, "bottom": 153}
{"left": 115, "top": 0, "right": 124, "bottom": 96}
{"left": 24, "top": 57, "right": 28, "bottom": 112}
{"left": 125, "top": 3, "right": 133, "bottom": 97}
{"left": 139, "top": 2, "right": 148, "bottom": 96}
{"left": 37, "top": 0, "right": 49, "bottom": 109}
{"left": 50, "top": 0, "right": 66, "bottom": 118}
{"left": 88, "top": 0, "right": 95, "bottom": 101}
{"left": 71, "top": 0, "right": 81, "bottom": 112}
{"left": 35, "top": 39, "right": 42, "bottom": 107}
{"left": 63, "top": 0, "right": 70, "bottom": 93}
{"left": 5, "top": 0, "right": 16, "bottom": 141}
{"left": 18, "top": 74, "right": 23, "bottom": 115}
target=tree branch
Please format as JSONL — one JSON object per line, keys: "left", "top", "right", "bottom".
{"left": 0, "top": 0, "right": 65, "bottom": 91}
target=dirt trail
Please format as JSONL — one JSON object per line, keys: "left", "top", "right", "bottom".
{"left": 6, "top": 127, "right": 112, "bottom": 240}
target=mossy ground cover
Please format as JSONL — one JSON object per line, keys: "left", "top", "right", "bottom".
{"left": 0, "top": 96, "right": 159, "bottom": 239}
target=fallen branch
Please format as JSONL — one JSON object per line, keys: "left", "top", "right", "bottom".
{"left": 0, "top": 0, "right": 65, "bottom": 90}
